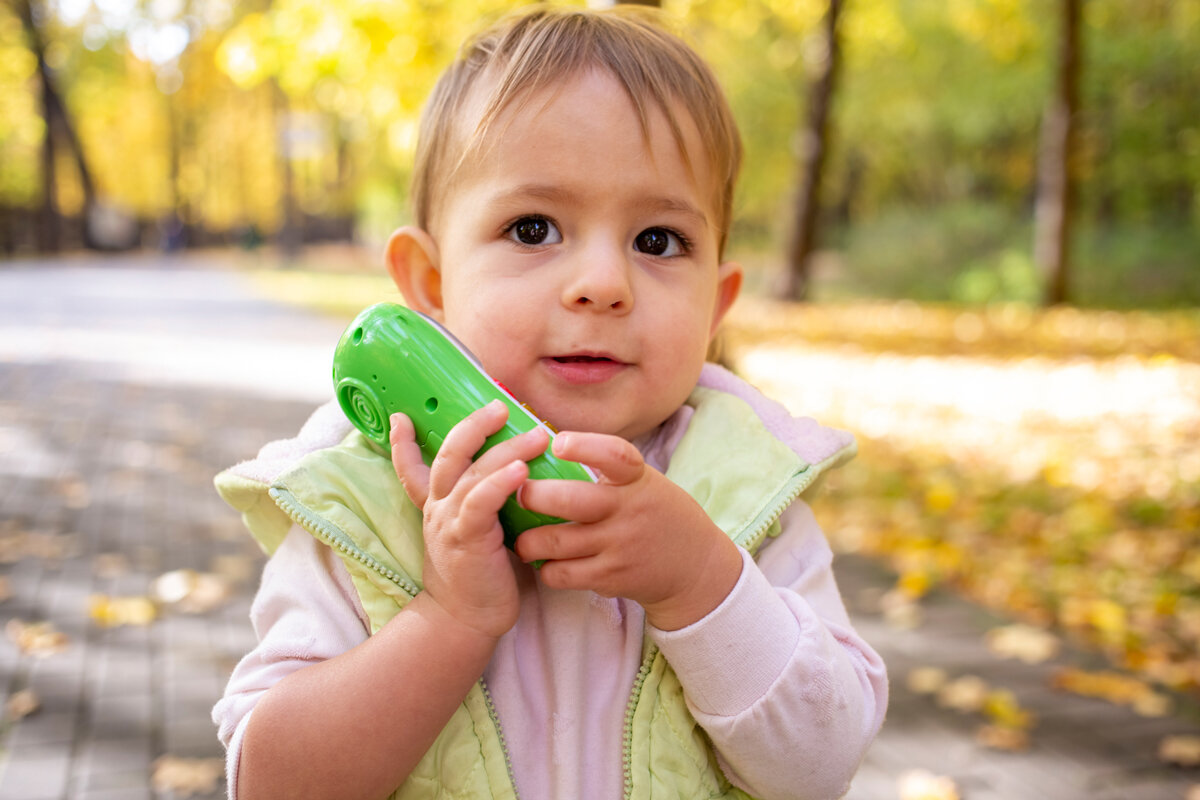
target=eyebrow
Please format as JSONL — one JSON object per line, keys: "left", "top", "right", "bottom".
{"left": 491, "top": 184, "right": 710, "bottom": 228}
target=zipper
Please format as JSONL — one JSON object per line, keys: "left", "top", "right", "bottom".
{"left": 271, "top": 486, "right": 524, "bottom": 798}
{"left": 480, "top": 678, "right": 521, "bottom": 799}
{"left": 268, "top": 487, "right": 421, "bottom": 598}
{"left": 735, "top": 462, "right": 828, "bottom": 555}
{"left": 621, "top": 643, "right": 658, "bottom": 800}
{"left": 619, "top": 455, "right": 843, "bottom": 799}
{"left": 272, "top": 446, "right": 848, "bottom": 798}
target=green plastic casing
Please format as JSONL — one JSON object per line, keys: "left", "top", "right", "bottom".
{"left": 332, "top": 302, "right": 595, "bottom": 550}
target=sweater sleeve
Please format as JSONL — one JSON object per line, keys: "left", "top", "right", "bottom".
{"left": 647, "top": 500, "right": 888, "bottom": 800}
{"left": 212, "top": 525, "right": 370, "bottom": 800}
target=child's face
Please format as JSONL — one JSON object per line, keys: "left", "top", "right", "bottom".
{"left": 391, "top": 69, "right": 741, "bottom": 442}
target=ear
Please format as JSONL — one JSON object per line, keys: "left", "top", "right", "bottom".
{"left": 385, "top": 226, "right": 444, "bottom": 319}
{"left": 709, "top": 260, "right": 743, "bottom": 337}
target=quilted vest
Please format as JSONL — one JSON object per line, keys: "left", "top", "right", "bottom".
{"left": 216, "top": 386, "right": 854, "bottom": 799}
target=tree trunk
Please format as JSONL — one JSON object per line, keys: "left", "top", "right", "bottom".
{"left": 16, "top": 0, "right": 97, "bottom": 251}
{"left": 274, "top": 83, "right": 302, "bottom": 260}
{"left": 1033, "top": 0, "right": 1082, "bottom": 306}
{"left": 781, "top": 0, "right": 843, "bottom": 302}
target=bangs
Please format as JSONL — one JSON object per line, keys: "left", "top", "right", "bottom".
{"left": 411, "top": 6, "right": 742, "bottom": 255}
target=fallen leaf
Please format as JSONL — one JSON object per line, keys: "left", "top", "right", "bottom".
{"left": 754, "top": 306, "right": 1200, "bottom": 696}
{"left": 923, "top": 479, "right": 958, "bottom": 514}
{"left": 1050, "top": 667, "right": 1172, "bottom": 716}
{"left": 151, "top": 756, "right": 224, "bottom": 797}
{"left": 937, "top": 675, "right": 990, "bottom": 713}
{"left": 5, "top": 689, "right": 39, "bottom": 721}
{"left": 983, "top": 689, "right": 1035, "bottom": 730}
{"left": 897, "top": 768, "right": 960, "bottom": 800}
{"left": 986, "top": 624, "right": 1060, "bottom": 664}
{"left": 88, "top": 595, "right": 158, "bottom": 628}
{"left": 976, "top": 723, "right": 1030, "bottom": 752}
{"left": 1159, "top": 735, "right": 1200, "bottom": 767}
{"left": 5, "top": 620, "right": 69, "bottom": 657}
{"left": 906, "top": 667, "right": 949, "bottom": 695}
{"left": 1133, "top": 690, "right": 1174, "bottom": 718}
{"left": 179, "top": 573, "right": 232, "bottom": 613}
{"left": 152, "top": 569, "right": 197, "bottom": 604}
{"left": 151, "top": 570, "right": 231, "bottom": 614}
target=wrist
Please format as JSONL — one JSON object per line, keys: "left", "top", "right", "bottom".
{"left": 405, "top": 591, "right": 508, "bottom": 652}
{"left": 643, "top": 537, "right": 743, "bottom": 631}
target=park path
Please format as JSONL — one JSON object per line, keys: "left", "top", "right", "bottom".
{"left": 0, "top": 252, "right": 1197, "bottom": 799}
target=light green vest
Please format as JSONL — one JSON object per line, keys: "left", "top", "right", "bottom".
{"left": 216, "top": 387, "right": 853, "bottom": 800}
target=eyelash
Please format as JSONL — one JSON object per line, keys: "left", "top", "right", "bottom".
{"left": 645, "top": 227, "right": 692, "bottom": 256}
{"left": 502, "top": 216, "right": 693, "bottom": 257}
{"left": 501, "top": 215, "right": 557, "bottom": 248}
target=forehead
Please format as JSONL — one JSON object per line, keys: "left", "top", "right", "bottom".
{"left": 434, "top": 69, "right": 717, "bottom": 230}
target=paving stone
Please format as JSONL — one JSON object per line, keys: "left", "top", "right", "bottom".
{"left": 0, "top": 747, "right": 71, "bottom": 800}
{"left": 76, "top": 735, "right": 154, "bottom": 778}
{"left": 3, "top": 260, "right": 1200, "bottom": 800}
{"left": 88, "top": 688, "right": 153, "bottom": 739}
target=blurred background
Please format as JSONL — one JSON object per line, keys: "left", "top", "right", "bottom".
{"left": 1, "top": 0, "right": 1199, "bottom": 797}
{"left": 4, "top": 0, "right": 1198, "bottom": 308}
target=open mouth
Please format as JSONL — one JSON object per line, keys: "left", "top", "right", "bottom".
{"left": 553, "top": 355, "right": 616, "bottom": 364}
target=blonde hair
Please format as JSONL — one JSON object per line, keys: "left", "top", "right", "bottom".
{"left": 411, "top": 5, "right": 743, "bottom": 257}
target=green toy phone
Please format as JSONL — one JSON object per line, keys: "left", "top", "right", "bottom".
{"left": 332, "top": 302, "right": 596, "bottom": 549}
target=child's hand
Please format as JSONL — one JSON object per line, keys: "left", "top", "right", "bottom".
{"left": 389, "top": 401, "right": 550, "bottom": 640}
{"left": 513, "top": 432, "right": 743, "bottom": 631}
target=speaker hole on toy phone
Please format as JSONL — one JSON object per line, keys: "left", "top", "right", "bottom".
{"left": 425, "top": 397, "right": 438, "bottom": 413}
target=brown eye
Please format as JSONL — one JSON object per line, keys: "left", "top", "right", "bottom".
{"left": 507, "top": 216, "right": 561, "bottom": 246}
{"left": 634, "top": 228, "right": 685, "bottom": 257}
{"left": 516, "top": 219, "right": 548, "bottom": 244}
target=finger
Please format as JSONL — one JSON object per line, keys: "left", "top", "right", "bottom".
{"left": 433, "top": 425, "right": 549, "bottom": 517}
{"left": 428, "top": 400, "right": 510, "bottom": 501}
{"left": 461, "top": 426, "right": 550, "bottom": 488}
{"left": 514, "top": 520, "right": 599, "bottom": 565}
{"left": 390, "top": 413, "right": 430, "bottom": 508}
{"left": 535, "top": 556, "right": 613, "bottom": 595}
{"left": 551, "top": 432, "right": 644, "bottom": 486}
{"left": 454, "top": 459, "right": 531, "bottom": 538}
{"left": 517, "top": 479, "right": 616, "bottom": 524}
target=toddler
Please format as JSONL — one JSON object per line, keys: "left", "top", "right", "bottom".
{"left": 214, "top": 7, "right": 887, "bottom": 800}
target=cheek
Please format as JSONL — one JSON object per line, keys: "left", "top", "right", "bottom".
{"left": 654, "top": 301, "right": 717, "bottom": 355}
{"left": 445, "top": 303, "right": 536, "bottom": 377}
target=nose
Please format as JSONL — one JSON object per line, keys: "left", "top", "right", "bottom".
{"left": 561, "top": 240, "right": 634, "bottom": 313}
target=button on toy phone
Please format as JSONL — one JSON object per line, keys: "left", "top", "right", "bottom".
{"left": 332, "top": 302, "right": 596, "bottom": 550}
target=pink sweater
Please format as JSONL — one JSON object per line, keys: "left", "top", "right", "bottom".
{"left": 213, "top": 368, "right": 888, "bottom": 800}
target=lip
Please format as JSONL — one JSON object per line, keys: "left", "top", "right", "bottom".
{"left": 541, "top": 352, "right": 629, "bottom": 385}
